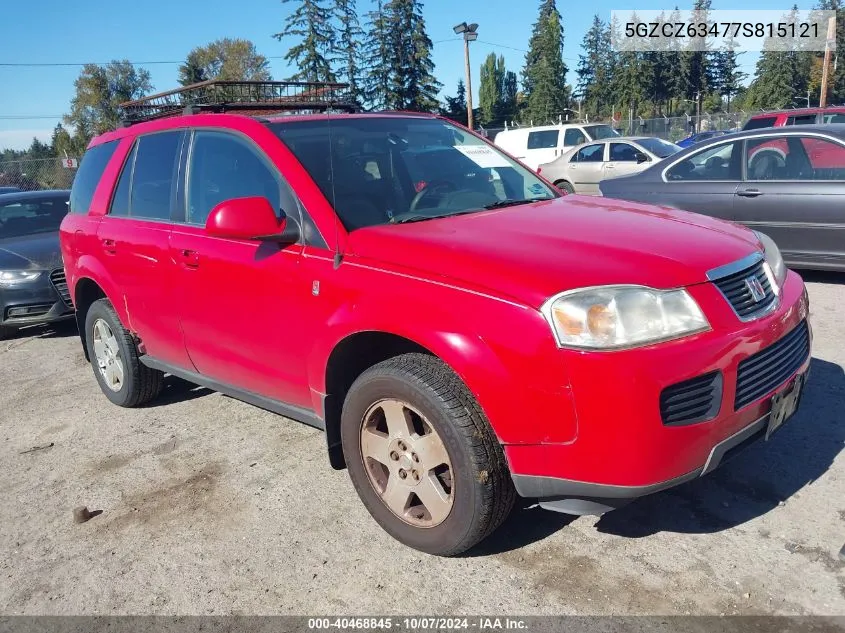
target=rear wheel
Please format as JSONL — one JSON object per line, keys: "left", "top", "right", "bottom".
{"left": 84, "top": 298, "right": 163, "bottom": 407}
{"left": 341, "top": 353, "right": 515, "bottom": 556}
{"left": 555, "top": 180, "right": 575, "bottom": 194}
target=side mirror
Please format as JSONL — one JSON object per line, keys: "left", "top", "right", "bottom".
{"left": 205, "top": 196, "right": 299, "bottom": 244}
{"left": 635, "top": 152, "right": 650, "bottom": 164}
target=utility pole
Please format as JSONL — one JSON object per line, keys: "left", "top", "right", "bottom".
{"left": 820, "top": 16, "right": 837, "bottom": 108}
{"left": 453, "top": 22, "right": 479, "bottom": 129}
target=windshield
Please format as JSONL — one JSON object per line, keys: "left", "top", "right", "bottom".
{"left": 269, "top": 117, "right": 558, "bottom": 230}
{"left": 636, "top": 137, "right": 682, "bottom": 159}
{"left": 0, "top": 195, "right": 69, "bottom": 239}
{"left": 583, "top": 124, "right": 620, "bottom": 140}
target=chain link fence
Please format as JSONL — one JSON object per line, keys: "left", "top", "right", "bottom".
{"left": 0, "top": 157, "right": 79, "bottom": 192}
{"left": 479, "top": 111, "right": 754, "bottom": 143}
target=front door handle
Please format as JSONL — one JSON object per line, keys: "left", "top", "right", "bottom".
{"left": 179, "top": 249, "right": 200, "bottom": 268}
{"left": 737, "top": 188, "right": 762, "bottom": 198}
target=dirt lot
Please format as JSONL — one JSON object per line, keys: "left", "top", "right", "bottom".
{"left": 1, "top": 272, "right": 843, "bottom": 616}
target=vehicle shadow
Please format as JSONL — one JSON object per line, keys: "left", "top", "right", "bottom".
{"left": 797, "top": 270, "right": 845, "bottom": 286}
{"left": 463, "top": 497, "right": 578, "bottom": 557}
{"left": 595, "top": 356, "right": 845, "bottom": 538}
{"left": 2, "top": 319, "right": 79, "bottom": 341}
{"left": 140, "top": 375, "right": 214, "bottom": 408}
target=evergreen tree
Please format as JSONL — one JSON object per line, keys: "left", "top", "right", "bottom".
{"left": 577, "top": 15, "right": 614, "bottom": 119}
{"left": 334, "top": 0, "right": 364, "bottom": 103}
{"left": 479, "top": 53, "right": 505, "bottom": 126}
{"left": 390, "top": 0, "right": 441, "bottom": 111}
{"left": 522, "top": 0, "right": 568, "bottom": 123}
{"left": 712, "top": 36, "right": 747, "bottom": 112}
{"left": 745, "top": 6, "right": 810, "bottom": 109}
{"left": 361, "top": 0, "right": 392, "bottom": 109}
{"left": 664, "top": 7, "right": 687, "bottom": 114}
{"left": 501, "top": 70, "right": 520, "bottom": 123}
{"left": 680, "top": 0, "right": 715, "bottom": 119}
{"left": 274, "top": 0, "right": 336, "bottom": 82}
{"left": 439, "top": 79, "right": 468, "bottom": 126}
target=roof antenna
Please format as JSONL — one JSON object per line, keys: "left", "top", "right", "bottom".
{"left": 327, "top": 110, "right": 343, "bottom": 269}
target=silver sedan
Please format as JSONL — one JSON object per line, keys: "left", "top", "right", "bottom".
{"left": 539, "top": 136, "right": 681, "bottom": 195}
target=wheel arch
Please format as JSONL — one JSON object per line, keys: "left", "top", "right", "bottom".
{"left": 319, "top": 328, "right": 511, "bottom": 471}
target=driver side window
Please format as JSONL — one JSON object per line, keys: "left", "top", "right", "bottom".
{"left": 187, "top": 131, "right": 282, "bottom": 226}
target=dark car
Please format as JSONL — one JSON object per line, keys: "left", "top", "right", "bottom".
{"left": 676, "top": 130, "right": 730, "bottom": 148}
{"left": 0, "top": 189, "right": 74, "bottom": 338}
{"left": 599, "top": 124, "right": 845, "bottom": 272}
{"left": 0, "top": 187, "right": 21, "bottom": 195}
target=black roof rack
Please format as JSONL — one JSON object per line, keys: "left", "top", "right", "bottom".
{"left": 119, "top": 80, "right": 359, "bottom": 125}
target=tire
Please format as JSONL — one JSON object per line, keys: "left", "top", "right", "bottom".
{"left": 555, "top": 180, "right": 575, "bottom": 194}
{"left": 84, "top": 298, "right": 163, "bottom": 407}
{"left": 341, "top": 353, "right": 515, "bottom": 556}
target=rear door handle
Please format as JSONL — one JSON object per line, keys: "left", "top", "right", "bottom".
{"left": 101, "top": 238, "right": 117, "bottom": 254}
{"left": 179, "top": 249, "right": 200, "bottom": 268}
{"left": 737, "top": 188, "right": 762, "bottom": 198}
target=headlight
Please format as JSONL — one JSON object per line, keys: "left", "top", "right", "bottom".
{"left": 541, "top": 285, "right": 710, "bottom": 350}
{"left": 754, "top": 231, "right": 787, "bottom": 292}
{"left": 0, "top": 270, "right": 43, "bottom": 286}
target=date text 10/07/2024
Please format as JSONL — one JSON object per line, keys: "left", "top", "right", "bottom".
{"left": 307, "top": 618, "right": 529, "bottom": 630}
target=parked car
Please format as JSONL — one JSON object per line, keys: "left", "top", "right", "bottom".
{"left": 742, "top": 106, "right": 845, "bottom": 130}
{"left": 676, "top": 130, "right": 730, "bottom": 148}
{"left": 0, "top": 187, "right": 21, "bottom": 195}
{"left": 538, "top": 136, "right": 681, "bottom": 194}
{"left": 494, "top": 123, "right": 620, "bottom": 170}
{"left": 61, "top": 108, "right": 811, "bottom": 556}
{"left": 599, "top": 124, "right": 845, "bottom": 272}
{"left": 0, "top": 189, "right": 73, "bottom": 339}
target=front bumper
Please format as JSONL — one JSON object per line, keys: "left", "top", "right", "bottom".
{"left": 0, "top": 271, "right": 73, "bottom": 329}
{"left": 505, "top": 269, "right": 811, "bottom": 513}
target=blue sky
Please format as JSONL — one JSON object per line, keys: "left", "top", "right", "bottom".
{"left": 0, "top": 0, "right": 809, "bottom": 150}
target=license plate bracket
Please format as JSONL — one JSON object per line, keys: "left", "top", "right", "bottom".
{"left": 766, "top": 372, "right": 806, "bottom": 440}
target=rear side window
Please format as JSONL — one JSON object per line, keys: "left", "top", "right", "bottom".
{"left": 69, "top": 140, "right": 118, "bottom": 214}
{"left": 742, "top": 116, "right": 777, "bottom": 130}
{"left": 527, "top": 130, "right": 559, "bottom": 149}
{"left": 129, "top": 132, "right": 183, "bottom": 221}
{"left": 572, "top": 144, "right": 604, "bottom": 162}
{"left": 109, "top": 143, "right": 136, "bottom": 217}
{"left": 786, "top": 114, "right": 817, "bottom": 126}
{"left": 822, "top": 112, "right": 845, "bottom": 123}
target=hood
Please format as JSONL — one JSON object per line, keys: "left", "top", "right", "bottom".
{"left": 347, "top": 195, "right": 761, "bottom": 308}
{"left": 0, "top": 231, "right": 63, "bottom": 271}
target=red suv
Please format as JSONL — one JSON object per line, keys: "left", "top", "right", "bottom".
{"left": 60, "top": 107, "right": 811, "bottom": 555}
{"left": 742, "top": 106, "right": 845, "bottom": 130}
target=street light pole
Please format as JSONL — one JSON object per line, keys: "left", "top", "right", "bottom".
{"left": 453, "top": 21, "right": 478, "bottom": 129}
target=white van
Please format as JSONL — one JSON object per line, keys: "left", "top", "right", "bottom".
{"left": 493, "top": 123, "right": 621, "bottom": 170}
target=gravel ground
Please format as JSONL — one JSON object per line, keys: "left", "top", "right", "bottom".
{"left": 0, "top": 271, "right": 843, "bottom": 616}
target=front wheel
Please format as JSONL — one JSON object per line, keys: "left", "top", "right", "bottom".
{"left": 84, "top": 298, "right": 163, "bottom": 407}
{"left": 555, "top": 180, "right": 575, "bottom": 194}
{"left": 341, "top": 353, "right": 515, "bottom": 556}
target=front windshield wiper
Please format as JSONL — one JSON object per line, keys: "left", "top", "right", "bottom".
{"left": 391, "top": 210, "right": 480, "bottom": 225}
{"left": 482, "top": 197, "right": 549, "bottom": 210}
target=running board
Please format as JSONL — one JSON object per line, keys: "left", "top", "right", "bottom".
{"left": 139, "top": 356, "right": 325, "bottom": 431}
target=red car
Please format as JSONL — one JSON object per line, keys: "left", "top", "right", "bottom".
{"left": 60, "top": 105, "right": 811, "bottom": 555}
{"left": 742, "top": 106, "right": 845, "bottom": 130}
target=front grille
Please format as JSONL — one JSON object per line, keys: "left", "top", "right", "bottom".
{"left": 735, "top": 320, "right": 810, "bottom": 410}
{"left": 712, "top": 259, "right": 777, "bottom": 319}
{"left": 660, "top": 371, "right": 723, "bottom": 426}
{"left": 49, "top": 269, "right": 72, "bottom": 307}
